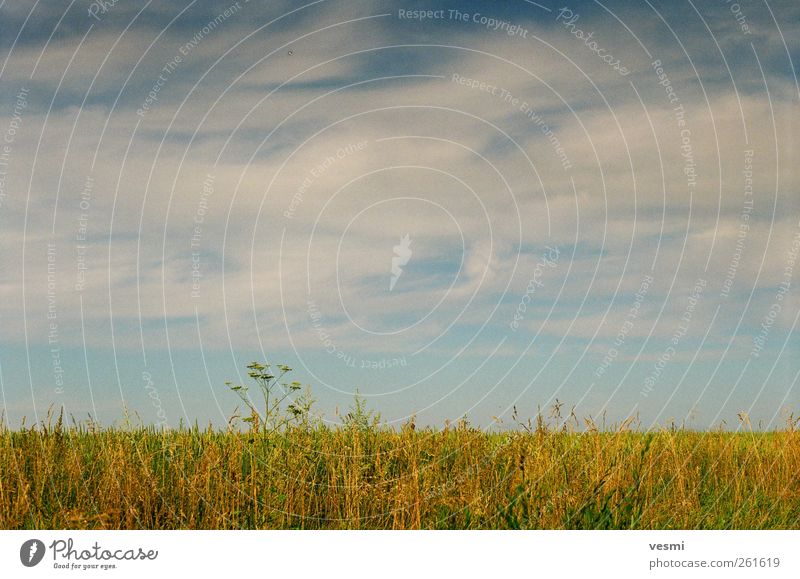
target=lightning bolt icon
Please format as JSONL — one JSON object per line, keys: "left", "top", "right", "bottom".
{"left": 390, "top": 234, "right": 412, "bottom": 291}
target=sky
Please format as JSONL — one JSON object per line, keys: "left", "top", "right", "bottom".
{"left": 0, "top": 0, "right": 798, "bottom": 430}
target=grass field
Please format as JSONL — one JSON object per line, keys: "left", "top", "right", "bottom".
{"left": 1, "top": 411, "right": 798, "bottom": 529}
{"left": 2, "top": 365, "right": 797, "bottom": 529}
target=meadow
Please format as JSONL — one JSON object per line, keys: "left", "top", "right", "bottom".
{"left": 1, "top": 364, "right": 798, "bottom": 530}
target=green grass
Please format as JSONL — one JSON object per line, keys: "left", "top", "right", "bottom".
{"left": 1, "top": 414, "right": 798, "bottom": 529}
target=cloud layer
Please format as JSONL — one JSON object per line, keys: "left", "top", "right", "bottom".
{"left": 0, "top": 0, "right": 798, "bottom": 428}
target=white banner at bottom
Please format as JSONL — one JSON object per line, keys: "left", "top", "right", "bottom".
{"left": 1, "top": 530, "right": 796, "bottom": 578}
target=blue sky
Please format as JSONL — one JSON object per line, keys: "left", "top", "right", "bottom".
{"left": 0, "top": 0, "right": 798, "bottom": 429}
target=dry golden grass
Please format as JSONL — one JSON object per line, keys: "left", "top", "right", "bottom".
{"left": 1, "top": 411, "right": 798, "bottom": 529}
